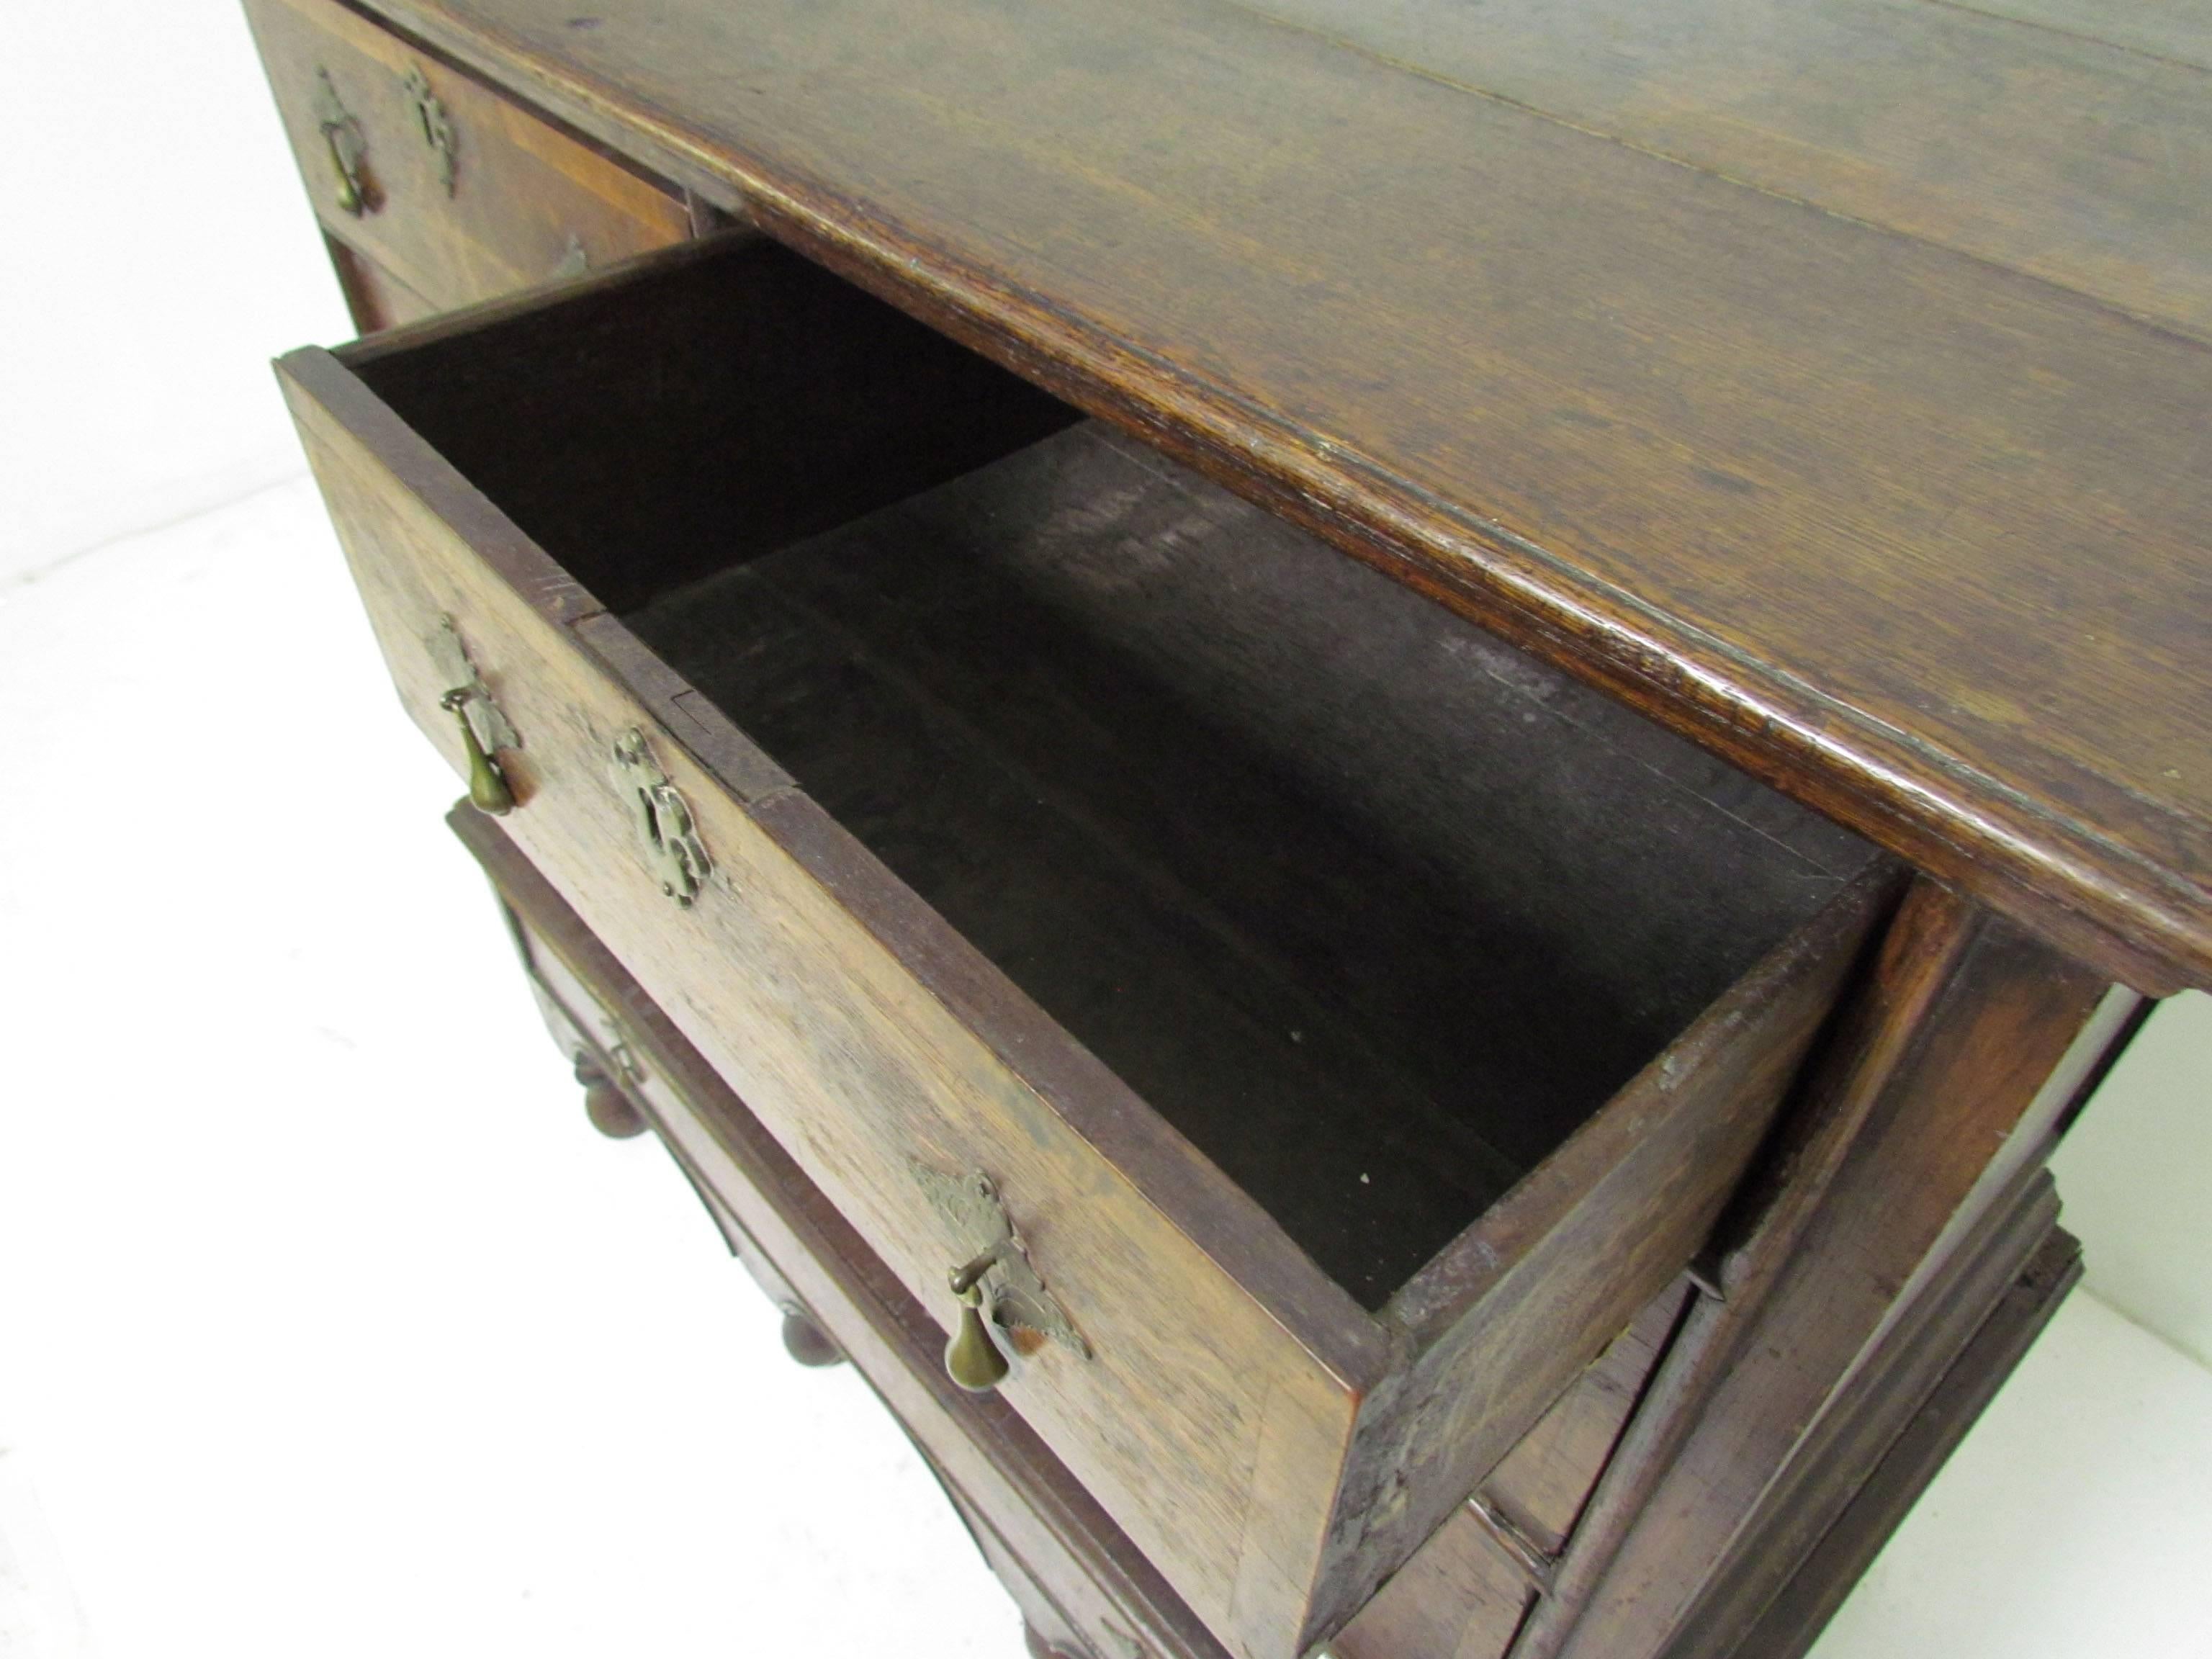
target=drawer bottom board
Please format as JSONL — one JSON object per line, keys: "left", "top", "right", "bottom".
{"left": 625, "top": 418, "right": 1874, "bottom": 1308}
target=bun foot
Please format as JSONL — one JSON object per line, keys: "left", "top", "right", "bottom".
{"left": 1024, "top": 1624, "right": 1084, "bottom": 1659}
{"left": 576, "top": 1056, "right": 647, "bottom": 1138}
{"left": 781, "top": 1306, "right": 845, "bottom": 1367}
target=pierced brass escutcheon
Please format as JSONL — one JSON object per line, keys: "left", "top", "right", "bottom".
{"left": 310, "top": 67, "right": 372, "bottom": 216}
{"left": 914, "top": 1165, "right": 1089, "bottom": 1395}
{"left": 402, "top": 64, "right": 458, "bottom": 195}
{"left": 609, "top": 729, "right": 711, "bottom": 906}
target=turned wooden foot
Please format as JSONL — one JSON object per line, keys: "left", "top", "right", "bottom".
{"left": 575, "top": 1056, "right": 647, "bottom": 1138}
{"left": 780, "top": 1305, "right": 845, "bottom": 1367}
{"left": 1023, "top": 1622, "right": 1082, "bottom": 1659}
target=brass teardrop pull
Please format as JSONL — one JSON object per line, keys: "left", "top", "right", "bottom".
{"left": 310, "top": 68, "right": 372, "bottom": 217}
{"left": 441, "top": 687, "right": 514, "bottom": 814}
{"left": 944, "top": 1251, "right": 1011, "bottom": 1393}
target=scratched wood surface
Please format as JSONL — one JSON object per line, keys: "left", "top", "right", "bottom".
{"left": 446, "top": 806, "right": 1240, "bottom": 1659}
{"left": 1544, "top": 904, "right": 2116, "bottom": 1659}
{"left": 1333, "top": 1280, "right": 1692, "bottom": 1659}
{"left": 334, "top": 0, "right": 2212, "bottom": 994}
{"left": 243, "top": 0, "right": 691, "bottom": 310}
{"left": 282, "top": 346, "right": 1380, "bottom": 1658}
{"left": 1245, "top": 0, "right": 2212, "bottom": 339}
{"left": 276, "top": 236, "right": 1890, "bottom": 1654}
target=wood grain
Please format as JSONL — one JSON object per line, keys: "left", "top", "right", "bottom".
{"left": 445, "top": 804, "right": 1241, "bottom": 1659}
{"left": 336, "top": 0, "right": 2212, "bottom": 993}
{"left": 279, "top": 258, "right": 1887, "bottom": 1652}
{"left": 1701, "top": 1216, "right": 2085, "bottom": 1659}
{"left": 1662, "top": 1167, "right": 2072, "bottom": 1658}
{"left": 1306, "top": 866, "right": 1892, "bottom": 1648}
{"left": 1545, "top": 906, "right": 2116, "bottom": 1659}
{"left": 324, "top": 234, "right": 439, "bottom": 333}
{"left": 1480, "top": 1282, "right": 1692, "bottom": 1564}
{"left": 1331, "top": 1510, "right": 1533, "bottom": 1659}
{"left": 459, "top": 794, "right": 2101, "bottom": 1659}
{"left": 622, "top": 415, "right": 1872, "bottom": 1305}
{"left": 1945, "top": 0, "right": 2212, "bottom": 68}
{"left": 1331, "top": 1281, "right": 1689, "bottom": 1659}
{"left": 243, "top": 0, "right": 691, "bottom": 312}
{"left": 281, "top": 345, "right": 1375, "bottom": 1658}
{"left": 1242, "top": 0, "right": 2212, "bottom": 338}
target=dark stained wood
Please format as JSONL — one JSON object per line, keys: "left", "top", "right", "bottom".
{"left": 1509, "top": 878, "right": 1999, "bottom": 1658}
{"left": 1480, "top": 1282, "right": 1695, "bottom": 1563}
{"left": 455, "top": 796, "right": 2112, "bottom": 1659}
{"left": 280, "top": 236, "right": 1892, "bottom": 1655}
{"left": 324, "top": 233, "right": 439, "bottom": 333}
{"left": 1308, "top": 865, "right": 1892, "bottom": 1647}
{"left": 1658, "top": 1168, "right": 2074, "bottom": 1659}
{"left": 1332, "top": 1509, "right": 1534, "bottom": 1659}
{"left": 348, "top": 0, "right": 2212, "bottom": 994}
{"left": 248, "top": 6, "right": 2192, "bottom": 1649}
{"left": 1334, "top": 1282, "right": 1690, "bottom": 1659}
{"left": 573, "top": 1053, "right": 647, "bottom": 1138}
{"left": 243, "top": 0, "right": 693, "bottom": 312}
{"left": 286, "top": 334, "right": 1384, "bottom": 1658}
{"left": 1542, "top": 904, "right": 2119, "bottom": 1659}
{"left": 447, "top": 802, "right": 1238, "bottom": 1659}
{"left": 1705, "top": 1222, "right": 2086, "bottom": 1659}
{"left": 1240, "top": 0, "right": 2212, "bottom": 339}
{"left": 778, "top": 1308, "right": 845, "bottom": 1369}
{"left": 626, "top": 416, "right": 1875, "bottom": 1304}
{"left": 348, "top": 231, "right": 1080, "bottom": 613}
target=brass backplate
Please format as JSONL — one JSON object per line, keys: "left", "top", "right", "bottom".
{"left": 608, "top": 728, "right": 711, "bottom": 906}
{"left": 402, "top": 64, "right": 459, "bottom": 194}
{"left": 914, "top": 1164, "right": 1090, "bottom": 1361}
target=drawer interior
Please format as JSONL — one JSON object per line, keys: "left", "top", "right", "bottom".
{"left": 355, "top": 238, "right": 1878, "bottom": 1309}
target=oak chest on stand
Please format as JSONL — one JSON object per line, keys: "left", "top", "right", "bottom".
{"left": 243, "top": 0, "right": 2211, "bottom": 1653}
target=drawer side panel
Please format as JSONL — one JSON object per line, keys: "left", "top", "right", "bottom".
{"left": 1305, "top": 868, "right": 1893, "bottom": 1647}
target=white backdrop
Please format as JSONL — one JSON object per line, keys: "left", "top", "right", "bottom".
{"left": 0, "top": 1, "right": 348, "bottom": 585}
{"left": 2, "top": 6, "right": 2208, "bottom": 1658}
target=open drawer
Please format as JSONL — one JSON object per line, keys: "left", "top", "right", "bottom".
{"left": 278, "top": 233, "right": 1889, "bottom": 1659}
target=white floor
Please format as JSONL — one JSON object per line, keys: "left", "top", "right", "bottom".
{"left": 2, "top": 480, "right": 2208, "bottom": 1658}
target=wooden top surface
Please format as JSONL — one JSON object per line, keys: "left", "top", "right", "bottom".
{"left": 367, "top": 0, "right": 2212, "bottom": 991}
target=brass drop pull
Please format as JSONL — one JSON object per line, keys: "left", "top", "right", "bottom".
{"left": 441, "top": 687, "right": 513, "bottom": 814}
{"left": 944, "top": 1249, "right": 1012, "bottom": 1393}
{"left": 310, "top": 68, "right": 372, "bottom": 217}
{"left": 428, "top": 619, "right": 523, "bottom": 814}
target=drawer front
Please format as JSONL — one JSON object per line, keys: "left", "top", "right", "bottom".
{"left": 326, "top": 238, "right": 439, "bottom": 334}
{"left": 280, "top": 352, "right": 1372, "bottom": 1659}
{"left": 244, "top": 0, "right": 692, "bottom": 310}
{"left": 279, "top": 233, "right": 1889, "bottom": 1657}
{"left": 451, "top": 801, "right": 1243, "bottom": 1659}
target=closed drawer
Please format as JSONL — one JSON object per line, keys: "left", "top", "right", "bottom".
{"left": 278, "top": 233, "right": 1889, "bottom": 1659}
{"left": 243, "top": 0, "right": 692, "bottom": 310}
{"left": 325, "top": 238, "right": 439, "bottom": 334}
